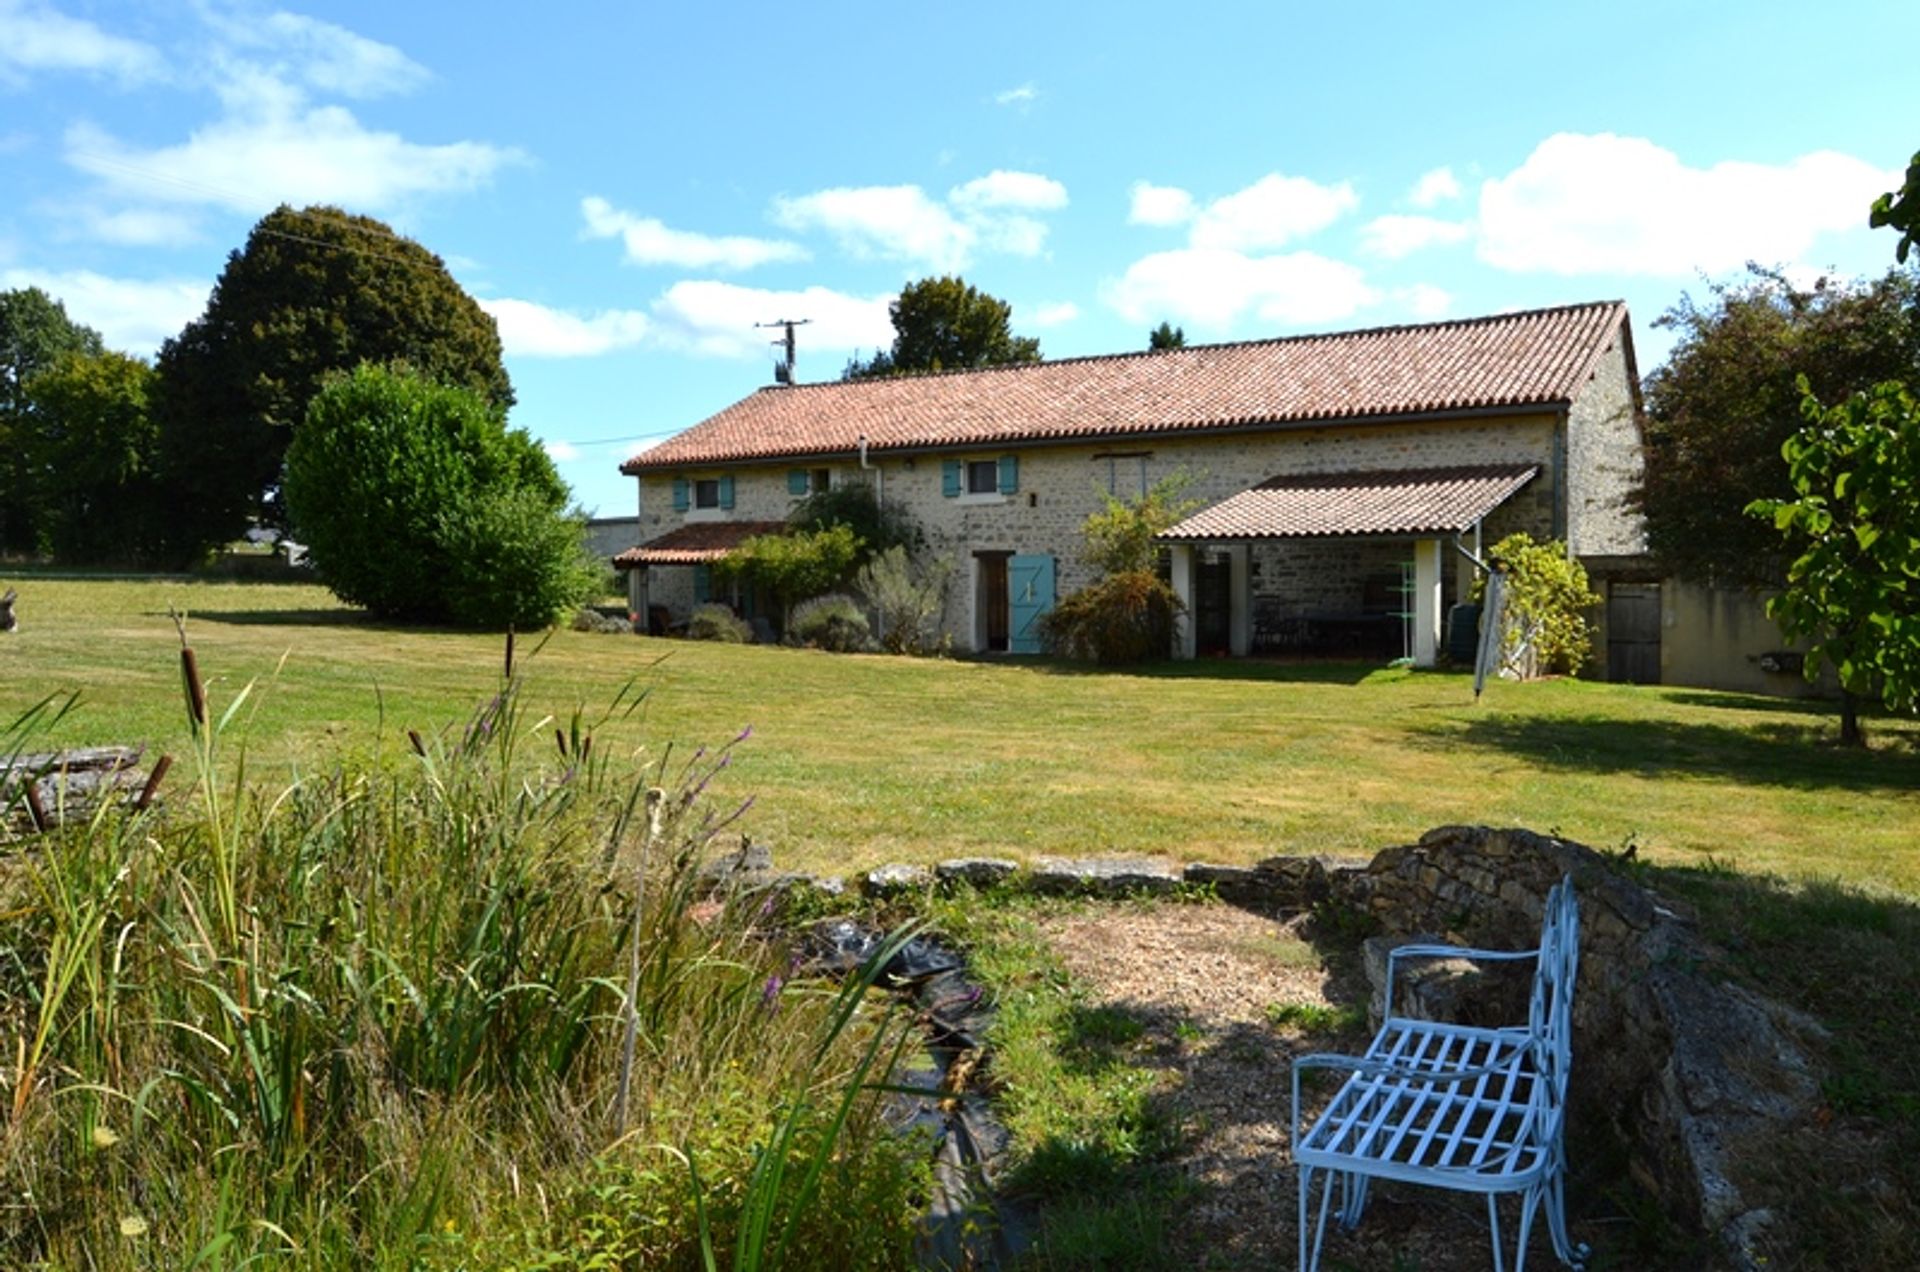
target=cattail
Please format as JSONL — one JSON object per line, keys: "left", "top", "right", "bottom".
{"left": 407, "top": 729, "right": 426, "bottom": 757}
{"left": 555, "top": 728, "right": 568, "bottom": 758}
{"left": 504, "top": 625, "right": 516, "bottom": 680}
{"left": 180, "top": 647, "right": 207, "bottom": 731}
{"left": 135, "top": 755, "right": 172, "bottom": 811}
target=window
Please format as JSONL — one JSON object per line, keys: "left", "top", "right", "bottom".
{"left": 966, "top": 459, "right": 999, "bottom": 495}
{"left": 694, "top": 478, "right": 722, "bottom": 509}
{"left": 810, "top": 467, "right": 831, "bottom": 494}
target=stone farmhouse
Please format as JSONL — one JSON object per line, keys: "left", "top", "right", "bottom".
{"left": 617, "top": 300, "right": 1659, "bottom": 672}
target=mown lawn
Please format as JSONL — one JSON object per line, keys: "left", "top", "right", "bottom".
{"left": 5, "top": 576, "right": 1918, "bottom": 890}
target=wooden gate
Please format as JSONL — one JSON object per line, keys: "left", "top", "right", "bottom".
{"left": 1607, "top": 582, "right": 1661, "bottom": 684}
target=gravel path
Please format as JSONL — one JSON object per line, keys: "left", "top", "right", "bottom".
{"left": 1033, "top": 901, "right": 1594, "bottom": 1271}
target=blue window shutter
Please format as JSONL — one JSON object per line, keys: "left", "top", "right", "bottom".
{"left": 693, "top": 564, "right": 711, "bottom": 604}
{"left": 942, "top": 460, "right": 962, "bottom": 498}
{"left": 998, "top": 454, "right": 1019, "bottom": 495}
{"left": 671, "top": 477, "right": 689, "bottom": 512}
{"left": 718, "top": 475, "right": 735, "bottom": 509}
{"left": 787, "top": 468, "right": 809, "bottom": 496}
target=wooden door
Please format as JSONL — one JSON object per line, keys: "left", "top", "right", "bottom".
{"left": 1607, "top": 582, "right": 1661, "bottom": 684}
{"left": 979, "top": 553, "right": 1010, "bottom": 652}
{"left": 1195, "top": 556, "right": 1231, "bottom": 655}
{"left": 1008, "top": 554, "right": 1055, "bottom": 654}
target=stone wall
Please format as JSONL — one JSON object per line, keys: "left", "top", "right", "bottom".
{"left": 1565, "top": 324, "right": 1648, "bottom": 558}
{"left": 1337, "top": 826, "right": 1824, "bottom": 1271}
{"left": 631, "top": 413, "right": 1561, "bottom": 648}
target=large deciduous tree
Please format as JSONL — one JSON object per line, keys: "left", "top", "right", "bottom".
{"left": 844, "top": 275, "right": 1041, "bottom": 379}
{"left": 1871, "top": 149, "right": 1920, "bottom": 263}
{"left": 285, "top": 364, "right": 594, "bottom": 628}
{"left": 0, "top": 288, "right": 104, "bottom": 554}
{"left": 23, "top": 351, "right": 165, "bottom": 564}
{"left": 154, "top": 205, "right": 512, "bottom": 563}
{"left": 1748, "top": 380, "right": 1920, "bottom": 746}
{"left": 1638, "top": 267, "right": 1920, "bottom": 588}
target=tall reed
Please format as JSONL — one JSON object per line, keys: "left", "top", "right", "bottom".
{"left": 1, "top": 632, "right": 925, "bottom": 1269}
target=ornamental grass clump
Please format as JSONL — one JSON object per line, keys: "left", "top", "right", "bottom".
{"left": 0, "top": 633, "right": 925, "bottom": 1268}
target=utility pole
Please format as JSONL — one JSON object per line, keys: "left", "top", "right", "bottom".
{"left": 755, "top": 318, "right": 811, "bottom": 384}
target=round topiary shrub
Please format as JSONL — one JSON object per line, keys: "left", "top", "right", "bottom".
{"left": 788, "top": 593, "right": 876, "bottom": 652}
{"left": 285, "top": 363, "right": 597, "bottom": 627}
{"left": 687, "top": 604, "right": 751, "bottom": 643}
{"left": 1039, "top": 570, "right": 1181, "bottom": 664}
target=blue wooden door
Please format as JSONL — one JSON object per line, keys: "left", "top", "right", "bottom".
{"left": 1008, "top": 554, "right": 1054, "bottom": 654}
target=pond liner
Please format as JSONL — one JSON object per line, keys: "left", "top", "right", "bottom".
{"left": 805, "top": 919, "right": 1033, "bottom": 1269}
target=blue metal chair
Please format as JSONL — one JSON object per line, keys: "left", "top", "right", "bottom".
{"left": 1290, "top": 875, "right": 1586, "bottom": 1271}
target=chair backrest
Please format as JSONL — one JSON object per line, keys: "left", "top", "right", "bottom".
{"left": 1527, "top": 875, "right": 1580, "bottom": 1111}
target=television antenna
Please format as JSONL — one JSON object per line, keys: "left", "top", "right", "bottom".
{"left": 756, "top": 318, "right": 810, "bottom": 384}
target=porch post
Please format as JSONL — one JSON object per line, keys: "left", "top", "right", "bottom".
{"left": 1170, "top": 543, "right": 1196, "bottom": 659}
{"left": 1227, "top": 543, "right": 1251, "bottom": 657}
{"left": 1413, "top": 538, "right": 1443, "bottom": 667}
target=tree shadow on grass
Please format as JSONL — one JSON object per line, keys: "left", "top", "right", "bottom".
{"left": 1018, "top": 657, "right": 1417, "bottom": 688}
{"left": 1656, "top": 689, "right": 1835, "bottom": 716}
{"left": 159, "top": 607, "right": 372, "bottom": 627}
{"left": 1426, "top": 712, "right": 1920, "bottom": 792}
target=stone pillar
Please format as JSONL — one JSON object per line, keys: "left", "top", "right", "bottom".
{"left": 1414, "top": 537, "right": 1443, "bottom": 667}
{"left": 1227, "top": 543, "right": 1251, "bottom": 656}
{"left": 1170, "top": 543, "right": 1196, "bottom": 659}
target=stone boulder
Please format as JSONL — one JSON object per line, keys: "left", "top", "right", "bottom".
{"left": 1335, "top": 826, "right": 1827, "bottom": 1270}
{"left": 1028, "top": 856, "right": 1181, "bottom": 897}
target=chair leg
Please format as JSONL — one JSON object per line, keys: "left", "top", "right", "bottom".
{"left": 1335, "top": 1172, "right": 1370, "bottom": 1230}
{"left": 1300, "top": 1165, "right": 1338, "bottom": 1272}
{"left": 1544, "top": 1164, "right": 1588, "bottom": 1270}
{"left": 1488, "top": 1194, "right": 1505, "bottom": 1272}
{"left": 1514, "top": 1186, "right": 1541, "bottom": 1272}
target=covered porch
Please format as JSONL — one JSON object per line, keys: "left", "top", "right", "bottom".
{"left": 611, "top": 520, "right": 784, "bottom": 634}
{"left": 1155, "top": 465, "right": 1539, "bottom": 667}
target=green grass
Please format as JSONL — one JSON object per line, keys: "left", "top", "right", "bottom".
{"left": 6, "top": 577, "right": 1917, "bottom": 890}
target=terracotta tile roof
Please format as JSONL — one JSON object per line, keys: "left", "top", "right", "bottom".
{"left": 612, "top": 520, "right": 785, "bottom": 568}
{"left": 1157, "top": 465, "right": 1541, "bottom": 541}
{"left": 624, "top": 301, "right": 1627, "bottom": 472}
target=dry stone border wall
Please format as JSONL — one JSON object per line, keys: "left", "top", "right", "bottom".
{"left": 703, "top": 825, "right": 1825, "bottom": 1270}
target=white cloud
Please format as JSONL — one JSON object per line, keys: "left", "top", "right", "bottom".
{"left": 69, "top": 204, "right": 203, "bottom": 246}
{"left": 1103, "top": 248, "right": 1378, "bottom": 330}
{"left": 650, "top": 281, "right": 894, "bottom": 362}
{"left": 1396, "top": 283, "right": 1453, "bottom": 319}
{"left": 994, "top": 83, "right": 1038, "bottom": 108}
{"left": 1361, "top": 214, "right": 1471, "bottom": 259}
{"left": 481, "top": 298, "right": 651, "bottom": 358}
{"left": 1189, "top": 173, "right": 1358, "bottom": 252}
{"left": 1409, "top": 166, "right": 1461, "bottom": 208}
{"left": 0, "top": 1, "right": 163, "bottom": 85}
{"left": 580, "top": 196, "right": 805, "bottom": 271}
{"left": 65, "top": 107, "right": 522, "bottom": 216}
{"left": 1128, "top": 181, "right": 1196, "bottom": 227}
{"left": 1477, "top": 132, "right": 1893, "bottom": 276}
{"left": 0, "top": 267, "right": 208, "bottom": 352}
{"left": 543, "top": 439, "right": 581, "bottom": 462}
{"left": 949, "top": 170, "right": 1067, "bottom": 212}
{"left": 1026, "top": 301, "right": 1079, "bottom": 327}
{"left": 773, "top": 172, "right": 1070, "bottom": 268}
{"left": 230, "top": 11, "right": 431, "bottom": 99}
{"left": 773, "top": 184, "right": 973, "bottom": 270}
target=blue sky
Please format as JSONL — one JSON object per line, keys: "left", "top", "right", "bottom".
{"left": 3, "top": 1, "right": 1915, "bottom": 516}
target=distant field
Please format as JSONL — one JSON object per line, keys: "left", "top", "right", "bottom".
{"left": 5, "top": 576, "right": 1918, "bottom": 890}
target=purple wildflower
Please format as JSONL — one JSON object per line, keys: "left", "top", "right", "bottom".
{"left": 761, "top": 974, "right": 784, "bottom": 1011}
{"left": 735, "top": 725, "right": 754, "bottom": 744}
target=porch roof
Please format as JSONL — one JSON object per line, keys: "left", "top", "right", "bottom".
{"left": 612, "top": 520, "right": 786, "bottom": 568}
{"left": 1157, "top": 464, "right": 1539, "bottom": 542}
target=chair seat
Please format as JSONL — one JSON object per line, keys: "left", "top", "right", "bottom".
{"left": 1297, "top": 1018, "right": 1548, "bottom": 1191}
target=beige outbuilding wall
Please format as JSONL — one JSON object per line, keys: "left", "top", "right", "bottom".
{"left": 1657, "top": 580, "right": 1827, "bottom": 699}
